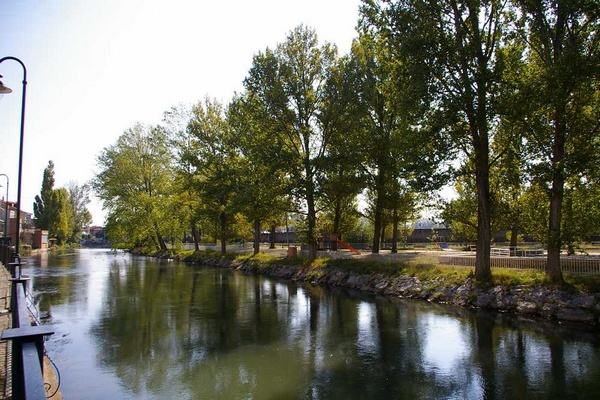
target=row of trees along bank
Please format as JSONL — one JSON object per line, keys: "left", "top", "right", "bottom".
{"left": 92, "top": 1, "right": 600, "bottom": 285}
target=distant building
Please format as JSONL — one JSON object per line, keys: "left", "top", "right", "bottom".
{"left": 408, "top": 218, "right": 452, "bottom": 243}
{"left": 0, "top": 200, "right": 33, "bottom": 247}
{"left": 81, "top": 225, "right": 108, "bottom": 247}
{"left": 32, "top": 230, "right": 49, "bottom": 249}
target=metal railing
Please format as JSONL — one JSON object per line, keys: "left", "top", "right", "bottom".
{"left": 0, "top": 244, "right": 11, "bottom": 272}
{"left": 1, "top": 259, "right": 54, "bottom": 399}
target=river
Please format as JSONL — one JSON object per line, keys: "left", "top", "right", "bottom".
{"left": 22, "top": 249, "right": 600, "bottom": 399}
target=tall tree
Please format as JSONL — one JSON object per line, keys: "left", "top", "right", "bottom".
{"left": 94, "top": 123, "right": 173, "bottom": 251}
{"left": 319, "top": 53, "right": 367, "bottom": 251}
{"left": 364, "top": 0, "right": 511, "bottom": 280}
{"left": 47, "top": 187, "right": 73, "bottom": 245}
{"left": 346, "top": 32, "right": 399, "bottom": 254}
{"left": 354, "top": 14, "right": 448, "bottom": 254}
{"left": 187, "top": 97, "right": 240, "bottom": 255}
{"left": 66, "top": 181, "right": 93, "bottom": 243}
{"left": 33, "top": 160, "right": 56, "bottom": 230}
{"left": 511, "top": 0, "right": 600, "bottom": 282}
{"left": 242, "top": 25, "right": 337, "bottom": 260}
{"left": 162, "top": 104, "right": 201, "bottom": 250}
{"left": 228, "top": 94, "right": 291, "bottom": 255}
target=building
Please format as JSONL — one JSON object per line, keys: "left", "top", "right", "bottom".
{"left": 32, "top": 229, "right": 49, "bottom": 249}
{"left": 0, "top": 200, "right": 34, "bottom": 247}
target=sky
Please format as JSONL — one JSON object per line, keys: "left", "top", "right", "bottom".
{"left": 0, "top": 0, "right": 362, "bottom": 225}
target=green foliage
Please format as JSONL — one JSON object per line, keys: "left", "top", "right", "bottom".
{"left": 490, "top": 268, "right": 548, "bottom": 287}
{"left": 66, "top": 181, "right": 93, "bottom": 242}
{"left": 46, "top": 188, "right": 72, "bottom": 244}
{"left": 342, "top": 218, "right": 373, "bottom": 244}
{"left": 564, "top": 275, "right": 600, "bottom": 294}
{"left": 561, "top": 180, "right": 600, "bottom": 244}
{"left": 316, "top": 257, "right": 406, "bottom": 276}
{"left": 88, "top": 3, "right": 598, "bottom": 268}
{"left": 32, "top": 161, "right": 92, "bottom": 244}
{"left": 187, "top": 97, "right": 241, "bottom": 254}
{"left": 241, "top": 25, "right": 340, "bottom": 260}
{"left": 440, "top": 180, "right": 478, "bottom": 242}
{"left": 93, "top": 123, "right": 174, "bottom": 250}
{"left": 182, "top": 249, "right": 238, "bottom": 264}
{"left": 161, "top": 104, "right": 203, "bottom": 248}
{"left": 33, "top": 160, "right": 55, "bottom": 230}
{"left": 508, "top": 0, "right": 600, "bottom": 280}
{"left": 228, "top": 93, "right": 292, "bottom": 253}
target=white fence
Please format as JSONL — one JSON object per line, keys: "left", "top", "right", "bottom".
{"left": 490, "top": 247, "right": 510, "bottom": 257}
{"left": 439, "top": 254, "right": 600, "bottom": 276}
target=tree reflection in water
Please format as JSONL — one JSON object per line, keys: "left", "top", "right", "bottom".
{"left": 24, "top": 250, "right": 600, "bottom": 399}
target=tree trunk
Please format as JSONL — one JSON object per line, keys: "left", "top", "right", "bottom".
{"left": 253, "top": 218, "right": 261, "bottom": 255}
{"left": 305, "top": 155, "right": 318, "bottom": 261}
{"left": 156, "top": 232, "right": 168, "bottom": 252}
{"left": 473, "top": 114, "right": 492, "bottom": 282}
{"left": 509, "top": 228, "right": 518, "bottom": 249}
{"left": 332, "top": 198, "right": 342, "bottom": 252}
{"left": 371, "top": 146, "right": 389, "bottom": 253}
{"left": 474, "top": 155, "right": 492, "bottom": 282}
{"left": 546, "top": 172, "right": 564, "bottom": 279}
{"left": 269, "top": 224, "right": 276, "bottom": 249}
{"left": 546, "top": 108, "right": 566, "bottom": 283}
{"left": 154, "top": 222, "right": 168, "bottom": 251}
{"left": 458, "top": 0, "right": 493, "bottom": 282}
{"left": 371, "top": 173, "right": 385, "bottom": 254}
{"left": 219, "top": 211, "right": 227, "bottom": 255}
{"left": 391, "top": 208, "right": 399, "bottom": 254}
{"left": 191, "top": 223, "right": 200, "bottom": 251}
{"left": 307, "top": 193, "right": 318, "bottom": 260}
{"left": 213, "top": 220, "right": 218, "bottom": 245}
{"left": 372, "top": 200, "right": 382, "bottom": 254}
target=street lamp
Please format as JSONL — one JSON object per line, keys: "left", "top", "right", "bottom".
{"left": 0, "top": 174, "right": 8, "bottom": 239}
{"left": 0, "top": 56, "right": 27, "bottom": 274}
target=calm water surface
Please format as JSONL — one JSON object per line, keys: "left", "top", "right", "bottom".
{"left": 23, "top": 249, "right": 600, "bottom": 399}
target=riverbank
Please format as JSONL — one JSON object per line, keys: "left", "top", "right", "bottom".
{"left": 180, "top": 249, "right": 600, "bottom": 328}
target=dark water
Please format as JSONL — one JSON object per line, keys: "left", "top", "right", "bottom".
{"left": 23, "top": 249, "right": 600, "bottom": 399}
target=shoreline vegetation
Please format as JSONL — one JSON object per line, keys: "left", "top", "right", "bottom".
{"left": 131, "top": 246, "right": 600, "bottom": 329}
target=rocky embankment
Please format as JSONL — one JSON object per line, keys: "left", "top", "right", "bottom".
{"left": 185, "top": 254, "right": 600, "bottom": 327}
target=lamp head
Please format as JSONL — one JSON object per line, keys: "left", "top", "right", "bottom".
{"left": 0, "top": 75, "right": 13, "bottom": 94}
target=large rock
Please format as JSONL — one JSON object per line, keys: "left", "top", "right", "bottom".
{"left": 539, "top": 303, "right": 557, "bottom": 318}
{"left": 374, "top": 280, "right": 389, "bottom": 292}
{"left": 516, "top": 301, "right": 538, "bottom": 314}
{"left": 556, "top": 308, "right": 596, "bottom": 324}
{"left": 496, "top": 294, "right": 517, "bottom": 310}
{"left": 475, "top": 293, "right": 493, "bottom": 308}
{"left": 345, "top": 274, "right": 361, "bottom": 287}
{"left": 570, "top": 295, "right": 596, "bottom": 309}
{"left": 547, "top": 291, "right": 572, "bottom": 305}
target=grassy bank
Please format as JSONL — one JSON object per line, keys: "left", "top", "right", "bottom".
{"left": 169, "top": 248, "right": 600, "bottom": 294}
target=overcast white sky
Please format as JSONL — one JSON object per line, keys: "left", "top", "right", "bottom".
{"left": 0, "top": 0, "right": 362, "bottom": 225}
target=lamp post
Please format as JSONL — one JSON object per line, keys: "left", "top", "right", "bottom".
{"left": 0, "top": 174, "right": 8, "bottom": 239}
{"left": 0, "top": 56, "right": 27, "bottom": 275}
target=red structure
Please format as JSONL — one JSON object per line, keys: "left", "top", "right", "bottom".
{"left": 332, "top": 234, "right": 361, "bottom": 255}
